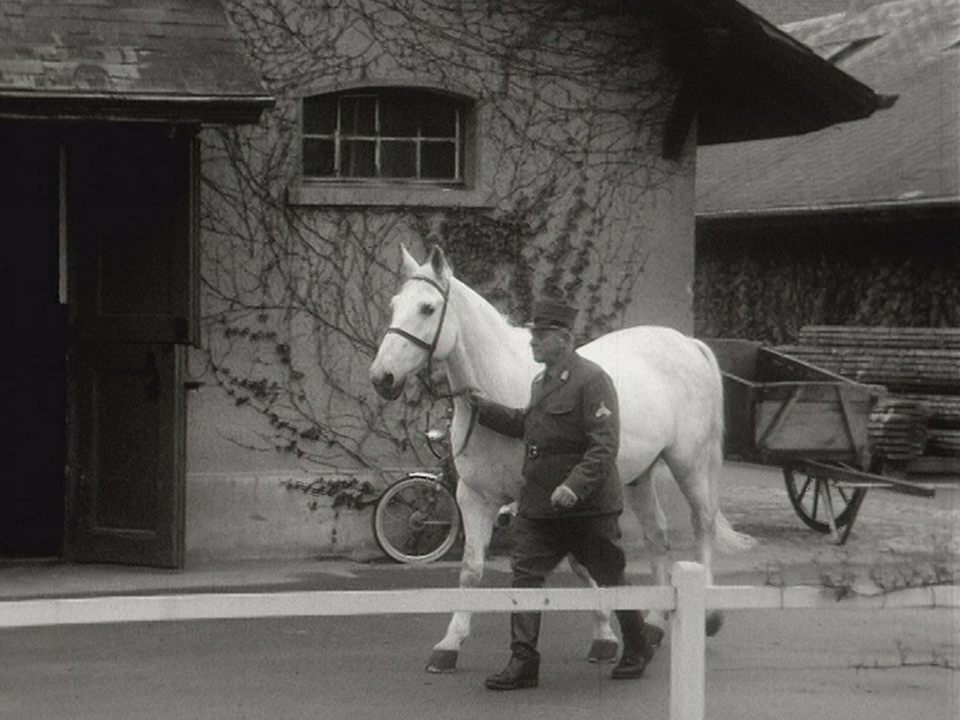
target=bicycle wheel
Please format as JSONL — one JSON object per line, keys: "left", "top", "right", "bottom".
{"left": 373, "top": 475, "right": 461, "bottom": 563}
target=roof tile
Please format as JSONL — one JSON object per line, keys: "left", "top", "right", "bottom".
{"left": 0, "top": 0, "right": 267, "bottom": 99}
{"left": 697, "top": 0, "right": 959, "bottom": 213}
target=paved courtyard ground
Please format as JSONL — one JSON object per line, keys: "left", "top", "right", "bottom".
{"left": 1, "top": 462, "right": 957, "bottom": 720}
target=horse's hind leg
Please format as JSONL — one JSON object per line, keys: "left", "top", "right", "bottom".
{"left": 663, "top": 446, "right": 725, "bottom": 637}
{"left": 427, "top": 482, "right": 497, "bottom": 673}
{"left": 568, "top": 556, "right": 619, "bottom": 663}
{"left": 623, "top": 465, "right": 670, "bottom": 647}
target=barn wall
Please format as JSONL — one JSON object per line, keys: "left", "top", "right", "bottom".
{"left": 184, "top": 0, "right": 694, "bottom": 561}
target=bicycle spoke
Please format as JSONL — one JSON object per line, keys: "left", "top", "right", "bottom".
{"left": 374, "top": 476, "right": 461, "bottom": 563}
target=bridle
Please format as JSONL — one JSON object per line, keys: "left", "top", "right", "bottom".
{"left": 384, "top": 274, "right": 477, "bottom": 457}
{"left": 384, "top": 275, "right": 451, "bottom": 383}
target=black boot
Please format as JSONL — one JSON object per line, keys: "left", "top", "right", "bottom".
{"left": 485, "top": 655, "right": 540, "bottom": 690}
{"left": 611, "top": 609, "right": 655, "bottom": 680}
{"left": 485, "top": 612, "right": 541, "bottom": 690}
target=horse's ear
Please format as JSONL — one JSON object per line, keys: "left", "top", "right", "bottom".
{"left": 428, "top": 244, "right": 453, "bottom": 282}
{"left": 400, "top": 244, "right": 421, "bottom": 277}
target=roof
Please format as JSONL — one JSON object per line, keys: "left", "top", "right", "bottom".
{"left": 734, "top": 0, "right": 890, "bottom": 26}
{"left": 0, "top": 0, "right": 274, "bottom": 124}
{"left": 663, "top": 0, "right": 896, "bottom": 145}
{"left": 0, "top": 0, "right": 888, "bottom": 139}
{"left": 696, "top": 0, "right": 960, "bottom": 217}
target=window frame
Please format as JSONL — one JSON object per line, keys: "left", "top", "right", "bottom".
{"left": 301, "top": 88, "right": 467, "bottom": 185}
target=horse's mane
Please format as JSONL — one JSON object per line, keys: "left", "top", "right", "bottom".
{"left": 447, "top": 276, "right": 537, "bottom": 404}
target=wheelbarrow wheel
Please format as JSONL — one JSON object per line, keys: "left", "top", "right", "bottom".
{"left": 782, "top": 464, "right": 867, "bottom": 534}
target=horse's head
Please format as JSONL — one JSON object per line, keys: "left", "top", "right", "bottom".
{"left": 370, "top": 245, "right": 460, "bottom": 400}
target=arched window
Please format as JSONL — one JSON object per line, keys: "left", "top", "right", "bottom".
{"left": 302, "top": 87, "right": 468, "bottom": 183}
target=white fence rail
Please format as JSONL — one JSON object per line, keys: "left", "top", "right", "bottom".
{"left": 2, "top": 562, "right": 957, "bottom": 720}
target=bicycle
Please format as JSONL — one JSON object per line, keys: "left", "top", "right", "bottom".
{"left": 372, "top": 395, "right": 516, "bottom": 564}
{"left": 372, "top": 413, "right": 464, "bottom": 563}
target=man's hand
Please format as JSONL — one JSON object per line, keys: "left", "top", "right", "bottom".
{"left": 550, "top": 485, "right": 578, "bottom": 509}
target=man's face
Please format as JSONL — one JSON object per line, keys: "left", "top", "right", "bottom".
{"left": 530, "top": 327, "right": 569, "bottom": 365}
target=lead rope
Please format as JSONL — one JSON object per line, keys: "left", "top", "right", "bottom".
{"left": 424, "top": 385, "right": 479, "bottom": 462}
{"left": 447, "top": 390, "right": 479, "bottom": 461}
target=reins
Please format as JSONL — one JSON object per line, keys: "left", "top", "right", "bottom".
{"left": 385, "top": 274, "right": 478, "bottom": 459}
{"left": 385, "top": 275, "right": 450, "bottom": 386}
{"left": 434, "top": 388, "right": 479, "bottom": 462}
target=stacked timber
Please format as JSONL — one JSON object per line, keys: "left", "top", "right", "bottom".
{"left": 779, "top": 327, "right": 960, "bottom": 458}
{"left": 775, "top": 347, "right": 960, "bottom": 391}
{"left": 799, "top": 326, "right": 960, "bottom": 350}
{"left": 895, "top": 393, "right": 960, "bottom": 425}
{"left": 868, "top": 398, "right": 928, "bottom": 460}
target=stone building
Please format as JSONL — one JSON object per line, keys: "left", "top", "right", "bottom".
{"left": 0, "top": 0, "right": 889, "bottom": 566}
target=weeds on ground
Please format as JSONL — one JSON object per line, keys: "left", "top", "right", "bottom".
{"left": 814, "top": 535, "right": 958, "bottom": 600}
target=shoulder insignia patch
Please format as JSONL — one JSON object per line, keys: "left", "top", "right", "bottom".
{"left": 595, "top": 402, "right": 612, "bottom": 419}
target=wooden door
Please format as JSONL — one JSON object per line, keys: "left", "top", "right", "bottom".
{"left": 69, "top": 343, "right": 186, "bottom": 567}
{"left": 67, "top": 126, "right": 197, "bottom": 568}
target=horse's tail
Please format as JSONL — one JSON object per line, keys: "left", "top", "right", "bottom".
{"left": 714, "top": 509, "right": 758, "bottom": 553}
{"left": 689, "top": 337, "right": 726, "bottom": 467}
{"left": 691, "top": 338, "right": 758, "bottom": 553}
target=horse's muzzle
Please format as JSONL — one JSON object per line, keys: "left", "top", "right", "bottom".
{"left": 371, "top": 372, "right": 405, "bottom": 401}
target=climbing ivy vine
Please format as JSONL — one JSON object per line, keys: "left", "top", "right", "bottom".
{"left": 198, "top": 0, "right": 680, "bottom": 472}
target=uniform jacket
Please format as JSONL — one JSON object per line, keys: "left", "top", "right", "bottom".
{"left": 475, "top": 352, "right": 622, "bottom": 518}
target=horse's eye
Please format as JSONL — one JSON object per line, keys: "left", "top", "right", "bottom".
{"left": 420, "top": 303, "right": 436, "bottom": 317}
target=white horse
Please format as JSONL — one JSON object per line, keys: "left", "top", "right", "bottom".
{"left": 369, "top": 245, "right": 755, "bottom": 673}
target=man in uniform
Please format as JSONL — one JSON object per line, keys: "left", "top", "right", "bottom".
{"left": 473, "top": 299, "right": 655, "bottom": 691}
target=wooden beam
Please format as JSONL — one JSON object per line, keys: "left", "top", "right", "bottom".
{"left": 663, "top": 73, "right": 702, "bottom": 160}
{"left": 661, "top": 26, "right": 730, "bottom": 160}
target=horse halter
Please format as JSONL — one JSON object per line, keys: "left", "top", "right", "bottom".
{"left": 384, "top": 274, "right": 478, "bottom": 457}
{"left": 384, "top": 275, "right": 451, "bottom": 383}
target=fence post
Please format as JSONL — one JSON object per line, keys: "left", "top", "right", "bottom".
{"left": 670, "top": 562, "right": 706, "bottom": 720}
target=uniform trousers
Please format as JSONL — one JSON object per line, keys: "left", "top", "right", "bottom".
{"left": 508, "top": 512, "right": 646, "bottom": 660}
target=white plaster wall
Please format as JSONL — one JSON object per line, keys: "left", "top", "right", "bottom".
{"left": 187, "top": 0, "right": 698, "bottom": 561}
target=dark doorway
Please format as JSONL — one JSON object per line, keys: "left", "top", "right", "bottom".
{"left": 0, "top": 122, "right": 193, "bottom": 568}
{"left": 0, "top": 123, "right": 67, "bottom": 557}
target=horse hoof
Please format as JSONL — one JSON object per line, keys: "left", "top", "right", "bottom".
{"left": 644, "top": 624, "right": 666, "bottom": 649}
{"left": 705, "top": 611, "right": 724, "bottom": 637}
{"left": 426, "top": 649, "right": 459, "bottom": 673}
{"left": 587, "top": 639, "right": 619, "bottom": 663}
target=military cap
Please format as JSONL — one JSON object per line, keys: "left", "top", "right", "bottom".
{"left": 528, "top": 299, "right": 578, "bottom": 330}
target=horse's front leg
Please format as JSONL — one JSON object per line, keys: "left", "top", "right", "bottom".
{"left": 426, "top": 482, "right": 498, "bottom": 673}
{"left": 567, "top": 556, "right": 619, "bottom": 663}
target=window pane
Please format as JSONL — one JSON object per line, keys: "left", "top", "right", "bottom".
{"left": 303, "top": 97, "right": 337, "bottom": 135}
{"left": 303, "top": 138, "right": 335, "bottom": 177}
{"left": 421, "top": 142, "right": 456, "bottom": 179}
{"left": 381, "top": 140, "right": 416, "bottom": 178}
{"left": 340, "top": 96, "right": 377, "bottom": 136}
{"left": 379, "top": 96, "right": 419, "bottom": 137}
{"left": 301, "top": 90, "right": 468, "bottom": 183}
{"left": 421, "top": 105, "right": 457, "bottom": 138}
{"left": 341, "top": 140, "right": 376, "bottom": 177}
